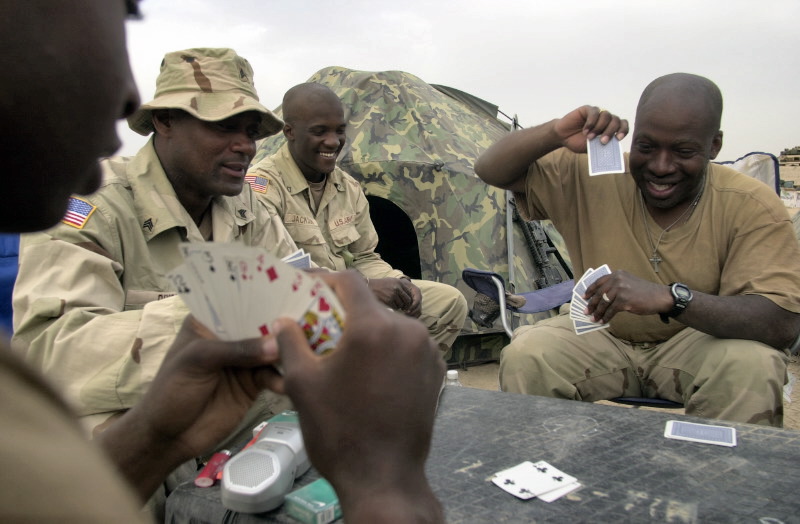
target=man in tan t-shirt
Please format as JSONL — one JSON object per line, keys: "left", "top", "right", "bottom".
{"left": 475, "top": 73, "right": 800, "bottom": 427}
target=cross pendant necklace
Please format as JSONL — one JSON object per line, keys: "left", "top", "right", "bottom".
{"left": 649, "top": 252, "right": 663, "bottom": 273}
{"left": 638, "top": 176, "right": 705, "bottom": 273}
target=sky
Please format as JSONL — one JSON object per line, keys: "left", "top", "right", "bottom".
{"left": 119, "top": 0, "right": 800, "bottom": 161}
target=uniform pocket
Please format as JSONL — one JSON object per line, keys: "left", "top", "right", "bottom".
{"left": 286, "top": 222, "right": 327, "bottom": 247}
{"left": 330, "top": 224, "right": 360, "bottom": 248}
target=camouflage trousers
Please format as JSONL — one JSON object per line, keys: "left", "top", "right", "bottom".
{"left": 499, "top": 313, "right": 788, "bottom": 427}
{"left": 414, "top": 279, "right": 468, "bottom": 350}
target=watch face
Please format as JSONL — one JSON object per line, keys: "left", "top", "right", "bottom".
{"left": 666, "top": 283, "right": 692, "bottom": 321}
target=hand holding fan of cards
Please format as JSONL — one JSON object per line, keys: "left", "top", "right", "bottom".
{"left": 167, "top": 243, "right": 344, "bottom": 355}
{"left": 570, "top": 264, "right": 611, "bottom": 335}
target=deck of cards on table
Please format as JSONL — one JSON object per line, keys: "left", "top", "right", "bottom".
{"left": 167, "top": 243, "right": 344, "bottom": 354}
{"left": 570, "top": 264, "right": 611, "bottom": 335}
{"left": 492, "top": 460, "right": 581, "bottom": 503}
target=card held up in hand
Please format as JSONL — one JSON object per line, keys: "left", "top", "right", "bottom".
{"left": 587, "top": 136, "right": 625, "bottom": 176}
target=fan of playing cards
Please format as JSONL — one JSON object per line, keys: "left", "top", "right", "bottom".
{"left": 167, "top": 243, "right": 345, "bottom": 354}
{"left": 569, "top": 264, "right": 611, "bottom": 335}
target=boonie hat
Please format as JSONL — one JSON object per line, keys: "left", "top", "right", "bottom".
{"left": 127, "top": 48, "right": 283, "bottom": 139}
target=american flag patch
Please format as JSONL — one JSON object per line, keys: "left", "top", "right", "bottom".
{"left": 245, "top": 173, "right": 269, "bottom": 193}
{"left": 62, "top": 197, "right": 97, "bottom": 229}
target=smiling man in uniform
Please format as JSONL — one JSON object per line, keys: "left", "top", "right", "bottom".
{"left": 249, "top": 83, "right": 468, "bottom": 352}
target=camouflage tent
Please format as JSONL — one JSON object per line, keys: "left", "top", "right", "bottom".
{"left": 253, "top": 66, "right": 571, "bottom": 363}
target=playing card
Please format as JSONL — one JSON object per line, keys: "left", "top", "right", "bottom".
{"left": 281, "top": 249, "right": 312, "bottom": 269}
{"left": 569, "top": 301, "right": 592, "bottom": 321}
{"left": 177, "top": 244, "right": 241, "bottom": 339}
{"left": 664, "top": 420, "right": 737, "bottom": 447}
{"left": 166, "top": 264, "right": 228, "bottom": 338}
{"left": 573, "top": 268, "right": 594, "bottom": 291}
{"left": 569, "top": 264, "right": 612, "bottom": 334}
{"left": 587, "top": 136, "right": 625, "bottom": 176}
{"left": 224, "top": 246, "right": 316, "bottom": 338}
{"left": 574, "top": 319, "right": 610, "bottom": 335}
{"left": 297, "top": 285, "right": 346, "bottom": 355}
{"left": 169, "top": 243, "right": 345, "bottom": 353}
{"left": 573, "top": 264, "right": 611, "bottom": 299}
{"left": 537, "top": 480, "right": 582, "bottom": 503}
{"left": 282, "top": 249, "right": 304, "bottom": 262}
{"left": 492, "top": 461, "right": 579, "bottom": 501}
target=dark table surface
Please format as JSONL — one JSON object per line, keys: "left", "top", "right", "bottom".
{"left": 166, "top": 386, "right": 800, "bottom": 523}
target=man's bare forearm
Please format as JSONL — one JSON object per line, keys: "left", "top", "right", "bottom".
{"left": 474, "top": 119, "right": 562, "bottom": 193}
{"left": 679, "top": 293, "right": 800, "bottom": 350}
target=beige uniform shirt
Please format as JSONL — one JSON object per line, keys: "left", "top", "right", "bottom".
{"left": 249, "top": 143, "right": 402, "bottom": 279}
{"left": 12, "top": 140, "right": 299, "bottom": 424}
{"left": 0, "top": 347, "right": 150, "bottom": 522}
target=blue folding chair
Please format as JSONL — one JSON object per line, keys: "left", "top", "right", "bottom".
{"left": 462, "top": 268, "right": 573, "bottom": 338}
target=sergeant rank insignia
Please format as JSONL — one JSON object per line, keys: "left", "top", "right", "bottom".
{"left": 62, "top": 197, "right": 97, "bottom": 229}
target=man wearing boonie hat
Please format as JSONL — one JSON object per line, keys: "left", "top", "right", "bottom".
{"left": 13, "top": 48, "right": 300, "bottom": 511}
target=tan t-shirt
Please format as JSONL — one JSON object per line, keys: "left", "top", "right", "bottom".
{"left": 515, "top": 149, "right": 800, "bottom": 342}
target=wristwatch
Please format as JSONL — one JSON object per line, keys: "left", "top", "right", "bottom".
{"left": 659, "top": 282, "right": 693, "bottom": 324}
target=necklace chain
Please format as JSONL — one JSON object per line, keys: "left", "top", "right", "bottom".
{"left": 639, "top": 176, "right": 705, "bottom": 273}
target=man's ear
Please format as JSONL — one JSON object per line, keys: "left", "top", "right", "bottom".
{"left": 151, "top": 109, "right": 173, "bottom": 135}
{"left": 708, "top": 130, "right": 723, "bottom": 160}
{"left": 283, "top": 123, "right": 294, "bottom": 141}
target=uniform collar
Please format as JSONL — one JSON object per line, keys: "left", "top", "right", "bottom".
{"left": 127, "top": 139, "right": 257, "bottom": 242}
{"left": 274, "top": 143, "right": 347, "bottom": 196}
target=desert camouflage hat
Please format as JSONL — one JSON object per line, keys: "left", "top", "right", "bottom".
{"left": 127, "top": 48, "right": 283, "bottom": 139}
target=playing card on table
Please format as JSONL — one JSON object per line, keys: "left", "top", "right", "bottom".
{"left": 168, "top": 243, "right": 345, "bottom": 353}
{"left": 492, "top": 461, "right": 580, "bottom": 502}
{"left": 587, "top": 135, "right": 625, "bottom": 176}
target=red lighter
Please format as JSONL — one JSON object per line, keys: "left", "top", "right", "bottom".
{"left": 194, "top": 449, "right": 232, "bottom": 488}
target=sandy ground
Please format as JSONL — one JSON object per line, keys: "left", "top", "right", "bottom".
{"left": 457, "top": 356, "right": 800, "bottom": 430}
